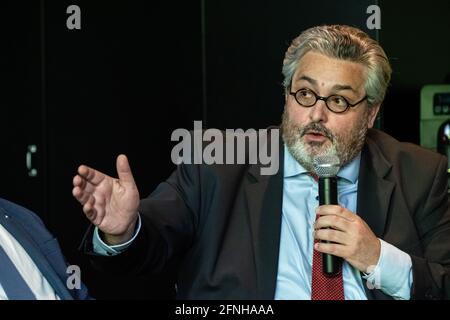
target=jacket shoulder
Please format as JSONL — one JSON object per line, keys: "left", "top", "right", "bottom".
{"left": 366, "top": 129, "right": 446, "bottom": 177}
{"left": 0, "top": 198, "right": 43, "bottom": 223}
{"left": 0, "top": 198, "right": 52, "bottom": 240}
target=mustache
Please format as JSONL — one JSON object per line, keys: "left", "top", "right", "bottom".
{"left": 299, "top": 123, "right": 334, "bottom": 142}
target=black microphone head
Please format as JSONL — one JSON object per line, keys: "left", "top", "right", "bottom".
{"left": 313, "top": 155, "right": 340, "bottom": 178}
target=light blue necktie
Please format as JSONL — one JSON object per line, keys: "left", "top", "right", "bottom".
{"left": 0, "top": 244, "right": 36, "bottom": 299}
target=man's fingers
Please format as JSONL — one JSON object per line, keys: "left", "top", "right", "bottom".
{"left": 77, "top": 165, "right": 105, "bottom": 185}
{"left": 315, "top": 215, "right": 351, "bottom": 232}
{"left": 73, "top": 175, "right": 86, "bottom": 189}
{"left": 316, "top": 205, "right": 355, "bottom": 221}
{"left": 83, "top": 195, "right": 96, "bottom": 219}
{"left": 314, "top": 228, "right": 348, "bottom": 245}
{"left": 72, "top": 186, "right": 81, "bottom": 199}
{"left": 77, "top": 165, "right": 90, "bottom": 179}
{"left": 116, "top": 154, "right": 136, "bottom": 185}
{"left": 73, "top": 175, "right": 99, "bottom": 195}
{"left": 73, "top": 184, "right": 96, "bottom": 206}
{"left": 314, "top": 242, "right": 347, "bottom": 258}
{"left": 73, "top": 186, "right": 88, "bottom": 204}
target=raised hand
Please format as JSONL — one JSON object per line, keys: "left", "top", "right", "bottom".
{"left": 72, "top": 154, "right": 140, "bottom": 245}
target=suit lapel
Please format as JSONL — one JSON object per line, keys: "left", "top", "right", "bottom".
{"left": 357, "top": 135, "right": 395, "bottom": 300}
{"left": 357, "top": 137, "right": 395, "bottom": 238}
{"left": 245, "top": 144, "right": 284, "bottom": 299}
{"left": 0, "top": 211, "right": 73, "bottom": 300}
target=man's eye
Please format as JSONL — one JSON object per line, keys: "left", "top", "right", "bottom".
{"left": 331, "top": 96, "right": 346, "bottom": 105}
{"left": 300, "top": 90, "right": 313, "bottom": 98}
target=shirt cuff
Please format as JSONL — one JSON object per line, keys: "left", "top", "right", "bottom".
{"left": 362, "top": 239, "right": 413, "bottom": 300}
{"left": 92, "top": 214, "right": 142, "bottom": 256}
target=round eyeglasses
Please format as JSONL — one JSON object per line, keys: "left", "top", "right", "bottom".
{"left": 289, "top": 88, "right": 368, "bottom": 114}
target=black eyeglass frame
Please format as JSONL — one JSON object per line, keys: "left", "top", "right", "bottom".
{"left": 289, "top": 87, "right": 368, "bottom": 114}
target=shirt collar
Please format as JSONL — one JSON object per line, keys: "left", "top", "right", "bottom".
{"left": 284, "top": 144, "right": 308, "bottom": 178}
{"left": 338, "top": 152, "right": 361, "bottom": 184}
{"left": 283, "top": 143, "right": 361, "bottom": 184}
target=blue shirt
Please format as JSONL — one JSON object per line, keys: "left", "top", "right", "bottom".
{"left": 274, "top": 144, "right": 412, "bottom": 300}
{"left": 275, "top": 144, "right": 367, "bottom": 299}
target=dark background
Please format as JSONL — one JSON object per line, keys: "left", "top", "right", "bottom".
{"left": 0, "top": 0, "right": 449, "bottom": 299}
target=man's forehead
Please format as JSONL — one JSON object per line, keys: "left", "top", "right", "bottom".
{"left": 295, "top": 75, "right": 359, "bottom": 94}
{"left": 292, "top": 53, "right": 367, "bottom": 91}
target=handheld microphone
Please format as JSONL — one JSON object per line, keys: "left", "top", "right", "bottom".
{"left": 313, "top": 155, "right": 342, "bottom": 276}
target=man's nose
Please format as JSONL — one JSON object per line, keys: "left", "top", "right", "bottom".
{"left": 309, "top": 99, "right": 329, "bottom": 123}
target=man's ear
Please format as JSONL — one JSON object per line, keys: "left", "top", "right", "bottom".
{"left": 367, "top": 103, "right": 381, "bottom": 128}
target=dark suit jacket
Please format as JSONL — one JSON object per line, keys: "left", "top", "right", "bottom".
{"left": 0, "top": 198, "right": 89, "bottom": 299}
{"left": 83, "top": 128, "right": 450, "bottom": 300}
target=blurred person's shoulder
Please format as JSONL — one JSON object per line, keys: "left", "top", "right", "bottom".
{"left": 0, "top": 197, "right": 50, "bottom": 235}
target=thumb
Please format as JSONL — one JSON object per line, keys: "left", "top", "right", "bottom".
{"left": 116, "top": 154, "right": 136, "bottom": 185}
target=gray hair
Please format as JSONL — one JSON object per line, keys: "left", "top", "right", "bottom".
{"left": 282, "top": 25, "right": 392, "bottom": 106}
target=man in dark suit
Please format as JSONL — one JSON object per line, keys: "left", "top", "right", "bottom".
{"left": 0, "top": 198, "right": 89, "bottom": 299}
{"left": 72, "top": 25, "right": 450, "bottom": 299}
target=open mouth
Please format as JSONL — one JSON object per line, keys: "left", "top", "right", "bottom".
{"left": 304, "top": 130, "right": 328, "bottom": 142}
{"left": 306, "top": 131, "right": 325, "bottom": 137}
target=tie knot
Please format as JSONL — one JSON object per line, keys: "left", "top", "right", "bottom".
{"left": 309, "top": 172, "right": 319, "bottom": 182}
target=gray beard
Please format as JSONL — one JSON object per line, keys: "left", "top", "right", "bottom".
{"left": 280, "top": 109, "right": 369, "bottom": 172}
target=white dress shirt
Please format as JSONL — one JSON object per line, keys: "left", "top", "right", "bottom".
{"left": 0, "top": 224, "right": 60, "bottom": 300}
